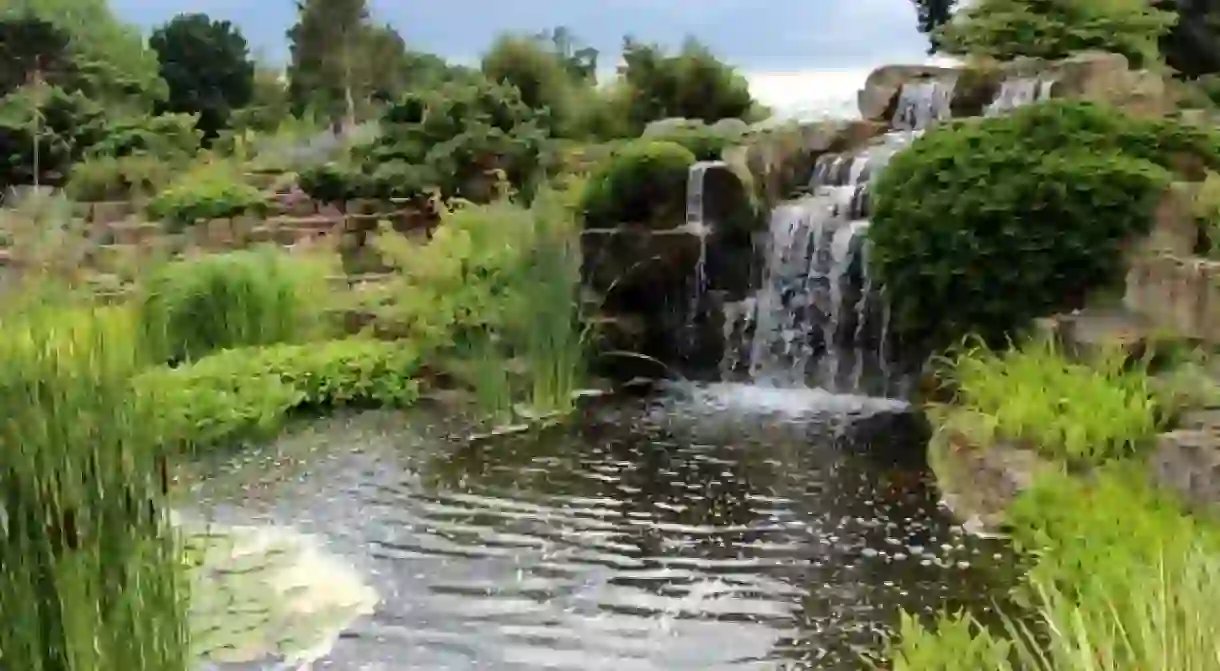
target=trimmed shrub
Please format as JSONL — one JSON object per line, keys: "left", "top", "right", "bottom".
{"left": 146, "top": 161, "right": 266, "bottom": 229}
{"left": 642, "top": 117, "right": 747, "bottom": 160}
{"left": 138, "top": 338, "right": 421, "bottom": 452}
{"left": 579, "top": 139, "right": 696, "bottom": 228}
{"left": 869, "top": 101, "right": 1220, "bottom": 350}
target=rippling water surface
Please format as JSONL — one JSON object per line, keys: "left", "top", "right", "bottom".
{"left": 188, "top": 383, "right": 1018, "bottom": 670}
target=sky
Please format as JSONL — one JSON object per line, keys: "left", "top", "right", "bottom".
{"left": 110, "top": 0, "right": 950, "bottom": 118}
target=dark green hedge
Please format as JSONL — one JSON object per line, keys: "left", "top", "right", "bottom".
{"left": 870, "top": 101, "right": 1220, "bottom": 350}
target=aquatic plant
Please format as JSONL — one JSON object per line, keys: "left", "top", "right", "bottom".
{"left": 136, "top": 246, "right": 335, "bottom": 364}
{"left": 0, "top": 299, "right": 190, "bottom": 671}
{"left": 930, "top": 336, "right": 1160, "bottom": 465}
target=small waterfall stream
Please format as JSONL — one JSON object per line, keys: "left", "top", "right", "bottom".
{"left": 985, "top": 77, "right": 1056, "bottom": 116}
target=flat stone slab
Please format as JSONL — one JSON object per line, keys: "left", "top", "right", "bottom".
{"left": 178, "top": 519, "right": 377, "bottom": 667}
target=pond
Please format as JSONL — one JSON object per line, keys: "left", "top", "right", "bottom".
{"left": 185, "top": 382, "right": 1019, "bottom": 670}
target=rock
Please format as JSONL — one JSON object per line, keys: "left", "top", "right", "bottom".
{"left": 727, "top": 120, "right": 887, "bottom": 208}
{"left": 929, "top": 430, "right": 1057, "bottom": 533}
{"left": 1148, "top": 429, "right": 1220, "bottom": 512}
{"left": 1125, "top": 254, "right": 1220, "bottom": 344}
{"left": 857, "top": 65, "right": 959, "bottom": 122}
{"left": 1051, "top": 307, "right": 1154, "bottom": 363}
{"left": 580, "top": 228, "right": 705, "bottom": 303}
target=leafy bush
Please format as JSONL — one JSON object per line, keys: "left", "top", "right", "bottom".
{"left": 936, "top": 0, "right": 1176, "bottom": 68}
{"left": 89, "top": 113, "right": 203, "bottom": 162}
{"left": 146, "top": 161, "right": 266, "bottom": 229}
{"left": 298, "top": 75, "right": 547, "bottom": 204}
{"left": 481, "top": 33, "right": 577, "bottom": 137}
{"left": 0, "top": 84, "right": 106, "bottom": 186}
{"left": 365, "top": 187, "right": 587, "bottom": 416}
{"left": 931, "top": 337, "right": 1161, "bottom": 465}
{"left": 641, "top": 117, "right": 748, "bottom": 160}
{"left": 616, "top": 38, "right": 763, "bottom": 135}
{"left": 579, "top": 139, "right": 696, "bottom": 228}
{"left": 869, "top": 101, "right": 1220, "bottom": 349}
{"left": 138, "top": 338, "right": 421, "bottom": 452}
{"left": 65, "top": 154, "right": 173, "bottom": 201}
{"left": 136, "top": 248, "right": 334, "bottom": 364}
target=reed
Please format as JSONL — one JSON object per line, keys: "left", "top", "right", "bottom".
{"left": 0, "top": 299, "right": 190, "bottom": 671}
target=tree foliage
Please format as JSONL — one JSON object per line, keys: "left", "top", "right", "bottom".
{"left": 0, "top": 85, "right": 106, "bottom": 186}
{"left": 0, "top": 15, "right": 74, "bottom": 96}
{"left": 298, "top": 75, "right": 547, "bottom": 203}
{"left": 911, "top": 0, "right": 958, "bottom": 52}
{"left": 934, "top": 0, "right": 1177, "bottom": 68}
{"left": 149, "top": 13, "right": 255, "bottom": 139}
{"left": 286, "top": 0, "right": 408, "bottom": 124}
{"left": 869, "top": 101, "right": 1220, "bottom": 350}
{"left": 2, "top": 0, "right": 165, "bottom": 106}
{"left": 616, "top": 37, "right": 761, "bottom": 134}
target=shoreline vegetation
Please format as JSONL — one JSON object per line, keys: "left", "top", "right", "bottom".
{"left": 9, "top": 0, "right": 1220, "bottom": 667}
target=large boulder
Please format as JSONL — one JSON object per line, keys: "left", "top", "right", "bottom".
{"left": 857, "top": 65, "right": 959, "bottom": 122}
{"left": 725, "top": 120, "right": 887, "bottom": 208}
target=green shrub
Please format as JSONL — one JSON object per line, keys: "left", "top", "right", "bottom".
{"left": 0, "top": 84, "right": 107, "bottom": 186}
{"left": 136, "top": 248, "right": 333, "bottom": 364}
{"left": 90, "top": 113, "right": 204, "bottom": 161}
{"left": 641, "top": 117, "right": 747, "bottom": 160}
{"left": 1193, "top": 171, "right": 1220, "bottom": 256}
{"left": 366, "top": 187, "right": 587, "bottom": 417}
{"left": 936, "top": 0, "right": 1175, "bottom": 68}
{"left": 65, "top": 154, "right": 174, "bottom": 201}
{"left": 138, "top": 338, "right": 422, "bottom": 452}
{"left": 298, "top": 75, "right": 548, "bottom": 205}
{"left": 617, "top": 39, "right": 762, "bottom": 135}
{"left": 869, "top": 101, "right": 1220, "bottom": 349}
{"left": 146, "top": 161, "right": 266, "bottom": 229}
{"left": 930, "top": 337, "right": 1161, "bottom": 465}
{"left": 579, "top": 139, "right": 696, "bottom": 228}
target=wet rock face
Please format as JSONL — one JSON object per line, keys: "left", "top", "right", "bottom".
{"left": 856, "top": 52, "right": 1173, "bottom": 124}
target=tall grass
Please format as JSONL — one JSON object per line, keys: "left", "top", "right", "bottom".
{"left": 370, "top": 184, "right": 588, "bottom": 421}
{"left": 0, "top": 300, "right": 190, "bottom": 671}
{"left": 882, "top": 466, "right": 1220, "bottom": 670}
{"left": 136, "top": 247, "right": 334, "bottom": 364}
{"left": 930, "top": 336, "right": 1161, "bottom": 465}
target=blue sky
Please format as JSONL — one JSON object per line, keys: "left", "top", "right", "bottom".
{"left": 110, "top": 0, "right": 942, "bottom": 117}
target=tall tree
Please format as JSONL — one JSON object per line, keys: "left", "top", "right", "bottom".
{"left": 911, "top": 0, "right": 958, "bottom": 52}
{"left": 0, "top": 15, "right": 74, "bottom": 96}
{"left": 2, "top": 0, "right": 165, "bottom": 107}
{"left": 149, "top": 13, "right": 255, "bottom": 138}
{"left": 286, "top": 0, "right": 372, "bottom": 127}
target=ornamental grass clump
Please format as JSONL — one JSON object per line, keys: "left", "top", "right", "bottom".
{"left": 0, "top": 300, "right": 190, "bottom": 671}
{"left": 931, "top": 336, "right": 1160, "bottom": 465}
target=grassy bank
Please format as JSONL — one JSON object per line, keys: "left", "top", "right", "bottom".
{"left": 0, "top": 185, "right": 590, "bottom": 669}
{"left": 884, "top": 337, "right": 1220, "bottom": 670}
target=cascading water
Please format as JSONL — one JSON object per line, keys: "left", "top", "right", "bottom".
{"left": 984, "top": 77, "right": 1056, "bottom": 116}
{"left": 724, "top": 118, "right": 929, "bottom": 394}
{"left": 685, "top": 160, "right": 723, "bottom": 305}
{"left": 891, "top": 78, "right": 957, "bottom": 131}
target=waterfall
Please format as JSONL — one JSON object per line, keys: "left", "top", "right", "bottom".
{"left": 724, "top": 128, "right": 920, "bottom": 392}
{"left": 985, "top": 77, "right": 1056, "bottom": 116}
{"left": 685, "top": 161, "right": 724, "bottom": 306}
{"left": 891, "top": 78, "right": 957, "bottom": 131}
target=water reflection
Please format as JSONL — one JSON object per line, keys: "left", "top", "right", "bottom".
{"left": 189, "top": 386, "right": 1018, "bottom": 670}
